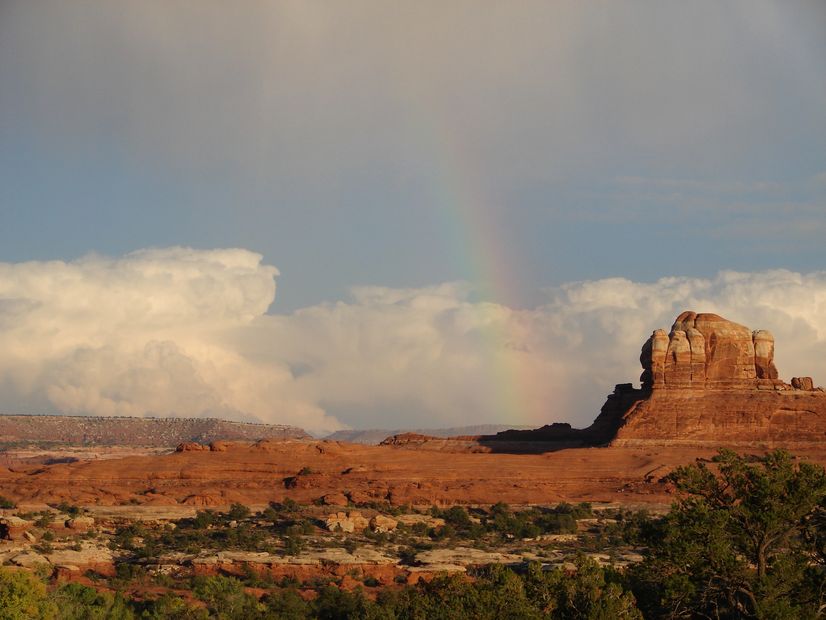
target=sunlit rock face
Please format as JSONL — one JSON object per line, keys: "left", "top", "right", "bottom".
{"left": 495, "top": 310, "right": 825, "bottom": 448}
{"left": 639, "top": 312, "right": 781, "bottom": 391}
{"left": 607, "top": 311, "right": 825, "bottom": 447}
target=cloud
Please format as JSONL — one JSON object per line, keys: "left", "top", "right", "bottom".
{"left": 0, "top": 248, "right": 342, "bottom": 433}
{"left": 1, "top": 248, "right": 825, "bottom": 434}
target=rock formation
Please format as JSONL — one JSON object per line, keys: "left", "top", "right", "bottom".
{"left": 639, "top": 311, "right": 783, "bottom": 390}
{"left": 494, "top": 311, "right": 825, "bottom": 448}
{"left": 325, "top": 511, "right": 369, "bottom": 533}
{"left": 605, "top": 311, "right": 825, "bottom": 446}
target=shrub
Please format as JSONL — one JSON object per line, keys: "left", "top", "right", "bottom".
{"left": 630, "top": 449, "right": 826, "bottom": 619}
{"left": 193, "top": 575, "right": 261, "bottom": 618}
{"left": 48, "top": 582, "right": 134, "bottom": 620}
{"left": 192, "top": 510, "right": 216, "bottom": 529}
{"left": 55, "top": 502, "right": 81, "bottom": 517}
{"left": 0, "top": 567, "right": 57, "bottom": 619}
{"left": 283, "top": 536, "right": 304, "bottom": 556}
{"left": 0, "top": 496, "right": 16, "bottom": 509}
{"left": 226, "top": 503, "right": 251, "bottom": 521}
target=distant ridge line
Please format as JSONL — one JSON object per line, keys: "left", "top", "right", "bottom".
{"left": 0, "top": 414, "right": 309, "bottom": 447}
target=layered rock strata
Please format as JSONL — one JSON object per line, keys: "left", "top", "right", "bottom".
{"left": 493, "top": 311, "right": 824, "bottom": 448}
{"left": 608, "top": 311, "right": 825, "bottom": 446}
{"left": 639, "top": 311, "right": 782, "bottom": 390}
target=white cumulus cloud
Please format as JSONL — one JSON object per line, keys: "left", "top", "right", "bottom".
{"left": 1, "top": 248, "right": 825, "bottom": 434}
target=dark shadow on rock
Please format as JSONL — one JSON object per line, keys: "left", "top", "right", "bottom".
{"left": 472, "top": 383, "right": 647, "bottom": 455}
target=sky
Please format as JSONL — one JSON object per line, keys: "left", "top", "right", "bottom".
{"left": 0, "top": 2, "right": 825, "bottom": 434}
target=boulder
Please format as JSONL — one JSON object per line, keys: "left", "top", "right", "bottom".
{"left": 792, "top": 377, "right": 814, "bottom": 391}
{"left": 66, "top": 516, "right": 95, "bottom": 530}
{"left": 324, "top": 511, "right": 369, "bottom": 533}
{"left": 369, "top": 515, "right": 398, "bottom": 533}
{"left": 320, "top": 493, "right": 349, "bottom": 507}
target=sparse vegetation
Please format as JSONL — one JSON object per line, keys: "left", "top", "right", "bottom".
{"left": 0, "top": 450, "right": 821, "bottom": 619}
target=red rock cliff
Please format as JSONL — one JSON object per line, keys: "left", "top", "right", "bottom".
{"left": 609, "top": 311, "right": 825, "bottom": 447}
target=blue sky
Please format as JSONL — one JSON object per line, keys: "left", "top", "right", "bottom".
{"left": 0, "top": 2, "right": 825, "bottom": 432}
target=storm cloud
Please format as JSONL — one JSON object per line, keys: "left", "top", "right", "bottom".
{"left": 0, "top": 248, "right": 824, "bottom": 434}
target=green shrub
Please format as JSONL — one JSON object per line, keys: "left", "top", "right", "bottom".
{"left": 630, "top": 449, "right": 826, "bottom": 619}
{"left": 192, "top": 575, "right": 261, "bottom": 618}
{"left": 283, "top": 536, "right": 304, "bottom": 556}
{"left": 226, "top": 503, "right": 250, "bottom": 521}
{"left": 0, "top": 567, "right": 57, "bottom": 619}
{"left": 54, "top": 502, "right": 81, "bottom": 517}
{"left": 48, "top": 582, "right": 135, "bottom": 620}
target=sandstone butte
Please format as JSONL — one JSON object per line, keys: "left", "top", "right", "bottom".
{"left": 0, "top": 310, "right": 823, "bottom": 508}
{"left": 495, "top": 310, "right": 826, "bottom": 448}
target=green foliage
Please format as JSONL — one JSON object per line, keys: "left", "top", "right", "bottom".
{"left": 261, "top": 589, "right": 311, "bottom": 619}
{"left": 0, "top": 568, "right": 56, "bottom": 620}
{"left": 524, "top": 557, "right": 641, "bottom": 619}
{"left": 429, "top": 506, "right": 485, "bottom": 540}
{"left": 312, "top": 586, "right": 376, "bottom": 620}
{"left": 54, "top": 502, "right": 81, "bottom": 517}
{"left": 484, "top": 503, "right": 578, "bottom": 539}
{"left": 114, "top": 562, "right": 147, "bottom": 584}
{"left": 192, "top": 510, "right": 217, "bottom": 529}
{"left": 49, "top": 583, "right": 134, "bottom": 620}
{"left": 630, "top": 449, "right": 826, "bottom": 619}
{"left": 113, "top": 512, "right": 270, "bottom": 557}
{"left": 192, "top": 575, "right": 262, "bottom": 619}
{"left": 0, "top": 495, "right": 16, "bottom": 509}
{"left": 283, "top": 535, "right": 304, "bottom": 556}
{"left": 279, "top": 498, "right": 300, "bottom": 512}
{"left": 378, "top": 564, "right": 542, "bottom": 619}
{"left": 135, "top": 593, "right": 209, "bottom": 619}
{"left": 226, "top": 503, "right": 251, "bottom": 521}
{"left": 33, "top": 541, "right": 54, "bottom": 554}
{"left": 556, "top": 502, "right": 594, "bottom": 519}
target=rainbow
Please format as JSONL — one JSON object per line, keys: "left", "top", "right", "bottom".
{"left": 413, "top": 110, "right": 549, "bottom": 427}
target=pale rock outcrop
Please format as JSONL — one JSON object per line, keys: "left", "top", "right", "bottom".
{"left": 369, "top": 515, "right": 398, "bottom": 533}
{"left": 325, "top": 511, "right": 369, "bottom": 533}
{"left": 9, "top": 551, "right": 49, "bottom": 568}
